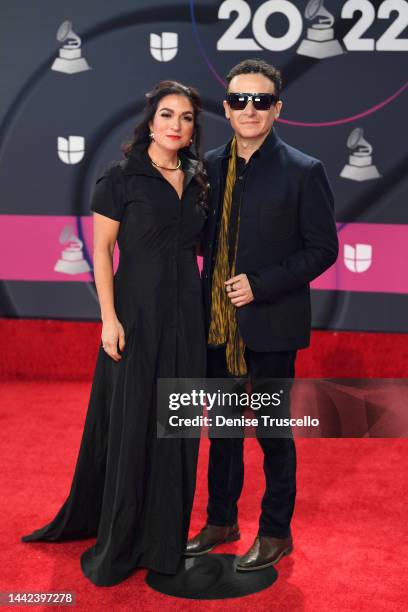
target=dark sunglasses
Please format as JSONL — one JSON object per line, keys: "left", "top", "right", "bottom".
{"left": 226, "top": 92, "right": 279, "bottom": 110}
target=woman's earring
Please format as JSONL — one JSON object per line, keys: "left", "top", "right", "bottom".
{"left": 189, "top": 138, "right": 193, "bottom": 145}
{"left": 149, "top": 132, "right": 154, "bottom": 140}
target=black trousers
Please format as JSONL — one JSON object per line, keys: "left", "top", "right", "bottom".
{"left": 206, "top": 346, "right": 297, "bottom": 538}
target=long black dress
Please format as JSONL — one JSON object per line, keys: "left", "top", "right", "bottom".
{"left": 21, "top": 142, "right": 207, "bottom": 586}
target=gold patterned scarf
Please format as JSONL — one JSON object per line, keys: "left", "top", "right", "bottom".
{"left": 208, "top": 136, "right": 247, "bottom": 376}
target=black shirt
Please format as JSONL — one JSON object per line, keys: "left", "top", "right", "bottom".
{"left": 223, "top": 152, "right": 261, "bottom": 296}
{"left": 214, "top": 131, "right": 282, "bottom": 299}
{"left": 227, "top": 155, "right": 249, "bottom": 269}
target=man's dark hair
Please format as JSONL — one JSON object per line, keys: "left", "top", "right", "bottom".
{"left": 226, "top": 59, "right": 282, "bottom": 98}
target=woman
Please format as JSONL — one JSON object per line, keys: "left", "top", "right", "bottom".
{"left": 21, "top": 80, "right": 208, "bottom": 586}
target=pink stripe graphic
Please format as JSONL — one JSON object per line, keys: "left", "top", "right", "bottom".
{"left": 0, "top": 216, "right": 407, "bottom": 294}
{"left": 311, "top": 222, "right": 408, "bottom": 294}
{"left": 0, "top": 216, "right": 113, "bottom": 282}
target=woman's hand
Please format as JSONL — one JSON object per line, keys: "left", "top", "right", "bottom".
{"left": 101, "top": 318, "right": 126, "bottom": 362}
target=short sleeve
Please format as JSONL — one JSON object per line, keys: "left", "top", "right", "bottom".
{"left": 89, "top": 161, "right": 125, "bottom": 221}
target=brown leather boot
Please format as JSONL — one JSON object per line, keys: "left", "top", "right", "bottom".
{"left": 184, "top": 523, "right": 240, "bottom": 556}
{"left": 235, "top": 534, "right": 293, "bottom": 571}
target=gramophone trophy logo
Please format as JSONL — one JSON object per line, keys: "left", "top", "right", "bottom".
{"left": 54, "top": 225, "right": 91, "bottom": 275}
{"left": 51, "top": 20, "right": 91, "bottom": 74}
{"left": 297, "top": 0, "right": 344, "bottom": 59}
{"left": 340, "top": 128, "right": 382, "bottom": 181}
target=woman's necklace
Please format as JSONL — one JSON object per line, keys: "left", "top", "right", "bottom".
{"left": 149, "top": 155, "right": 181, "bottom": 171}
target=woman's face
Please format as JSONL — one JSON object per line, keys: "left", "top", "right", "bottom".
{"left": 148, "top": 94, "right": 195, "bottom": 152}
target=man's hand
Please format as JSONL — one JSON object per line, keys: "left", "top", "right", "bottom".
{"left": 225, "top": 273, "right": 254, "bottom": 307}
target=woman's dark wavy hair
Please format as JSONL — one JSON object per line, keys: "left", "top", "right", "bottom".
{"left": 121, "top": 80, "right": 209, "bottom": 209}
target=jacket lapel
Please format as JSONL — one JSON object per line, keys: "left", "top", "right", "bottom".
{"left": 205, "top": 140, "right": 231, "bottom": 229}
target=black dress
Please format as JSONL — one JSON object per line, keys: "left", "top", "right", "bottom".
{"left": 21, "top": 142, "right": 207, "bottom": 586}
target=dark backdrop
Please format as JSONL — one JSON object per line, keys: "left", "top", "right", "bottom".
{"left": 1, "top": 0, "right": 407, "bottom": 331}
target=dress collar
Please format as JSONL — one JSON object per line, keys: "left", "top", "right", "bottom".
{"left": 122, "top": 140, "right": 200, "bottom": 184}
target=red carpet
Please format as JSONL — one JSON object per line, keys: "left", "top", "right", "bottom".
{"left": 1, "top": 320, "right": 407, "bottom": 610}
{"left": 1, "top": 319, "right": 408, "bottom": 380}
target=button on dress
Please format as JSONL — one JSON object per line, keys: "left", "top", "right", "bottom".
{"left": 21, "top": 142, "right": 207, "bottom": 586}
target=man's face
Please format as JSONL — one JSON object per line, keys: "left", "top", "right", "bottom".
{"left": 223, "top": 73, "right": 282, "bottom": 141}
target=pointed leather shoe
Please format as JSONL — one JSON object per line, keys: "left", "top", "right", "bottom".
{"left": 235, "top": 534, "right": 293, "bottom": 571}
{"left": 184, "top": 523, "right": 240, "bottom": 556}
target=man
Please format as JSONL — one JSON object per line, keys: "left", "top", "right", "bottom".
{"left": 186, "top": 59, "right": 338, "bottom": 570}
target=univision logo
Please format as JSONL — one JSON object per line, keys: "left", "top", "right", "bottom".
{"left": 150, "top": 32, "right": 178, "bottom": 62}
{"left": 57, "top": 136, "right": 85, "bottom": 164}
{"left": 344, "top": 243, "right": 372, "bottom": 273}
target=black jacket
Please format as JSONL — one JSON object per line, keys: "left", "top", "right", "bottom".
{"left": 202, "top": 127, "right": 339, "bottom": 352}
